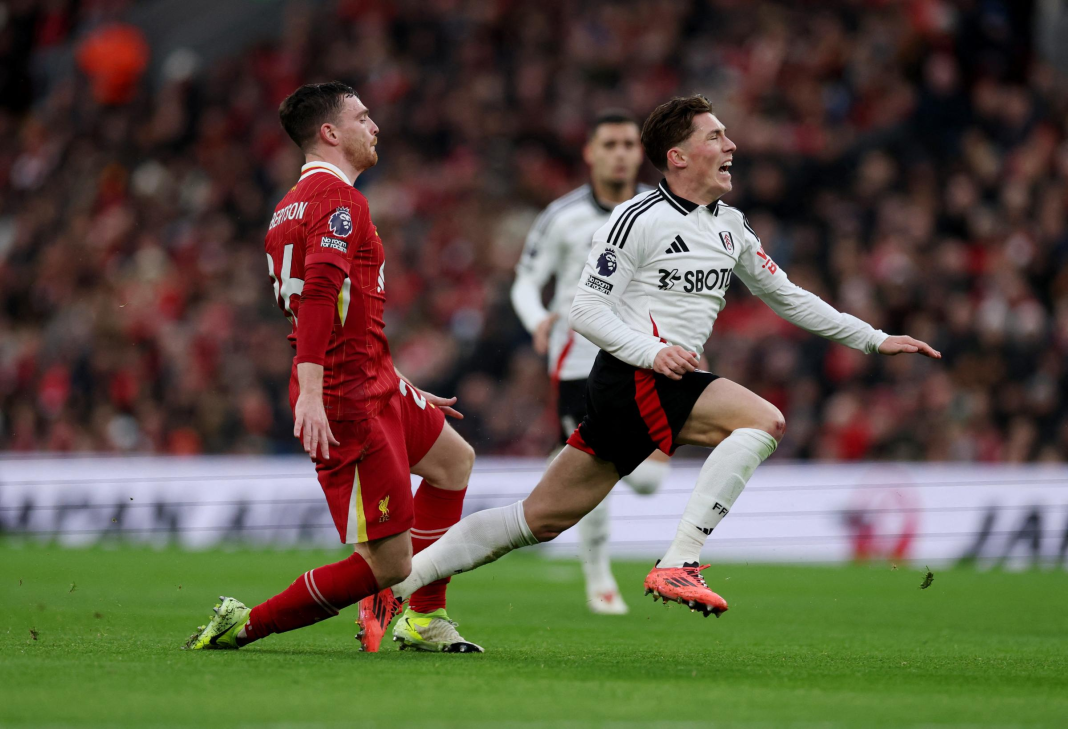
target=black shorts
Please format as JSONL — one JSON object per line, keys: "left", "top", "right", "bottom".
{"left": 556, "top": 377, "right": 588, "bottom": 445}
{"left": 566, "top": 351, "right": 719, "bottom": 477}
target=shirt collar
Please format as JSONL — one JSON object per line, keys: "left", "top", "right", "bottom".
{"left": 299, "top": 160, "right": 352, "bottom": 186}
{"left": 658, "top": 179, "right": 719, "bottom": 216}
{"left": 588, "top": 188, "right": 613, "bottom": 214}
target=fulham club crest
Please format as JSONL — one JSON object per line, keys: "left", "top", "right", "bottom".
{"left": 719, "top": 231, "right": 734, "bottom": 253}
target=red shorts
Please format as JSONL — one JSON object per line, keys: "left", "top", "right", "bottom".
{"left": 315, "top": 383, "right": 445, "bottom": 544}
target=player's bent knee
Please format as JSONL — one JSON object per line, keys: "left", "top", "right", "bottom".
{"left": 439, "top": 439, "right": 475, "bottom": 491}
{"left": 441, "top": 436, "right": 475, "bottom": 488}
{"left": 419, "top": 431, "right": 475, "bottom": 491}
{"left": 715, "top": 404, "right": 785, "bottom": 445}
{"left": 459, "top": 439, "right": 475, "bottom": 479}
{"left": 760, "top": 407, "right": 786, "bottom": 442}
{"left": 732, "top": 400, "right": 786, "bottom": 443}
{"left": 624, "top": 459, "right": 668, "bottom": 495}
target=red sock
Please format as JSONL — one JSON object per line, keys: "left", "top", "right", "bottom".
{"left": 241, "top": 551, "right": 378, "bottom": 643}
{"left": 408, "top": 481, "right": 466, "bottom": 613}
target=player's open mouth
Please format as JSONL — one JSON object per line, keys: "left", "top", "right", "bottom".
{"left": 718, "top": 160, "right": 732, "bottom": 176}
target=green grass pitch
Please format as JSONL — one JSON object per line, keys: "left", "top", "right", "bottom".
{"left": 2, "top": 544, "right": 1066, "bottom": 728}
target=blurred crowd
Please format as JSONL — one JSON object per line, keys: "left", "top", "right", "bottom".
{"left": 1, "top": 0, "right": 1066, "bottom": 462}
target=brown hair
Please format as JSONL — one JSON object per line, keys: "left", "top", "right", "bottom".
{"left": 640, "top": 94, "right": 714, "bottom": 171}
{"left": 278, "top": 81, "right": 358, "bottom": 150}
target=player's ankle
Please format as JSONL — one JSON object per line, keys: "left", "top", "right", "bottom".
{"left": 408, "top": 601, "right": 446, "bottom": 614}
{"left": 582, "top": 563, "right": 616, "bottom": 587}
{"left": 655, "top": 555, "right": 694, "bottom": 569}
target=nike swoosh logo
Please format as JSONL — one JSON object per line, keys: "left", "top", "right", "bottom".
{"left": 207, "top": 616, "right": 235, "bottom": 645}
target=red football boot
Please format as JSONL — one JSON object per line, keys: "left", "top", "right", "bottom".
{"left": 643, "top": 561, "right": 728, "bottom": 618}
{"left": 355, "top": 588, "right": 403, "bottom": 652}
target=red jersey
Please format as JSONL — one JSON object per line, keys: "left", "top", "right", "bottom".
{"left": 264, "top": 161, "right": 398, "bottom": 421}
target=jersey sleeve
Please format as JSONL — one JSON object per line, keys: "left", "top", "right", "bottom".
{"left": 568, "top": 212, "right": 668, "bottom": 369}
{"left": 304, "top": 186, "right": 369, "bottom": 271}
{"left": 510, "top": 207, "right": 561, "bottom": 333}
{"left": 294, "top": 262, "right": 346, "bottom": 366}
{"left": 758, "top": 282, "right": 889, "bottom": 354}
{"left": 732, "top": 212, "right": 888, "bottom": 353}
{"left": 732, "top": 213, "right": 789, "bottom": 297}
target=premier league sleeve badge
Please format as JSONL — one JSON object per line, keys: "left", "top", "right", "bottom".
{"left": 596, "top": 248, "right": 618, "bottom": 277}
{"left": 328, "top": 207, "right": 353, "bottom": 238}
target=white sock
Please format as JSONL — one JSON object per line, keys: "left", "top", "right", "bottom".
{"left": 393, "top": 500, "right": 537, "bottom": 600}
{"left": 621, "top": 458, "right": 669, "bottom": 495}
{"left": 577, "top": 497, "right": 616, "bottom": 593}
{"left": 658, "top": 428, "right": 777, "bottom": 568}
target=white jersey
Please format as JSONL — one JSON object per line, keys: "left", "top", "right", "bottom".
{"left": 569, "top": 180, "right": 888, "bottom": 369}
{"left": 511, "top": 183, "right": 650, "bottom": 381}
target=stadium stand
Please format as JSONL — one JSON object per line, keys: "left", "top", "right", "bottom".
{"left": 1, "top": 0, "right": 1065, "bottom": 462}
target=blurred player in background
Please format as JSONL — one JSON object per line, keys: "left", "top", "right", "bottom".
{"left": 360, "top": 94, "right": 941, "bottom": 632}
{"left": 510, "top": 110, "right": 669, "bottom": 614}
{"left": 184, "top": 82, "right": 482, "bottom": 654}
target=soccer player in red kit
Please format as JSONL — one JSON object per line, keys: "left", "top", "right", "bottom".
{"left": 183, "top": 81, "right": 482, "bottom": 654}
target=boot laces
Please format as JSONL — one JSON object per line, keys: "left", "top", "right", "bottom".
{"left": 682, "top": 563, "right": 711, "bottom": 589}
{"left": 419, "top": 616, "right": 463, "bottom": 642}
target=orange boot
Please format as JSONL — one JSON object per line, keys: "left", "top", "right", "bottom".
{"left": 643, "top": 562, "right": 728, "bottom": 618}
{"left": 355, "top": 588, "right": 404, "bottom": 652}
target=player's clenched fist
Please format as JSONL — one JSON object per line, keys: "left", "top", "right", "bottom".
{"left": 653, "top": 345, "right": 701, "bottom": 380}
{"left": 293, "top": 391, "right": 340, "bottom": 462}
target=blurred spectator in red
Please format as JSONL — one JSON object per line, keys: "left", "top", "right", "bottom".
{"left": 0, "top": 0, "right": 1064, "bottom": 463}
{"left": 76, "top": 23, "right": 150, "bottom": 106}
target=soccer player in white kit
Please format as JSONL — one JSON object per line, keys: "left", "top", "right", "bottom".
{"left": 360, "top": 95, "right": 941, "bottom": 636}
{"left": 511, "top": 110, "right": 669, "bottom": 614}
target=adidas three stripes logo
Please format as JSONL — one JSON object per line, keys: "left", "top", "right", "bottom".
{"left": 665, "top": 235, "right": 690, "bottom": 254}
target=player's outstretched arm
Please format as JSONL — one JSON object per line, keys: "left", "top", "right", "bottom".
{"left": 877, "top": 335, "right": 941, "bottom": 358}
{"left": 730, "top": 212, "right": 936, "bottom": 358}
{"left": 755, "top": 281, "right": 891, "bottom": 355}
{"left": 757, "top": 281, "right": 944, "bottom": 360}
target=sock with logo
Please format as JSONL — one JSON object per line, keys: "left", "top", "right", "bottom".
{"left": 240, "top": 551, "right": 378, "bottom": 644}
{"left": 408, "top": 481, "right": 467, "bottom": 613}
{"left": 658, "top": 428, "right": 777, "bottom": 568}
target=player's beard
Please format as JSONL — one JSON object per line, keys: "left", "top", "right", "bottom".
{"left": 601, "top": 177, "right": 629, "bottom": 196}
{"left": 343, "top": 135, "right": 378, "bottom": 173}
